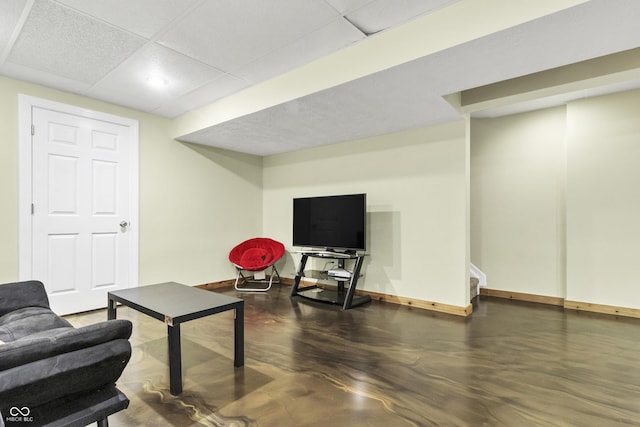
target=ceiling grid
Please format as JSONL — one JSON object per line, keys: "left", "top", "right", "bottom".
{"left": 0, "top": 0, "right": 638, "bottom": 155}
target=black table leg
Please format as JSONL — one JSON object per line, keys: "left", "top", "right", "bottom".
{"left": 290, "top": 254, "right": 309, "bottom": 296}
{"left": 234, "top": 302, "right": 244, "bottom": 367}
{"left": 107, "top": 297, "right": 116, "bottom": 320}
{"left": 168, "top": 324, "right": 182, "bottom": 395}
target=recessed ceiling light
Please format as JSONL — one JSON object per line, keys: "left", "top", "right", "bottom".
{"left": 147, "top": 75, "right": 167, "bottom": 87}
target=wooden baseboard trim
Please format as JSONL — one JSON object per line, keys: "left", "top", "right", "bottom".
{"left": 366, "top": 289, "right": 473, "bottom": 316}
{"left": 479, "top": 288, "right": 564, "bottom": 306}
{"left": 564, "top": 300, "right": 640, "bottom": 319}
{"left": 480, "top": 288, "right": 640, "bottom": 319}
{"left": 197, "top": 279, "right": 236, "bottom": 290}
{"left": 199, "top": 281, "right": 639, "bottom": 319}
{"left": 199, "top": 277, "right": 472, "bottom": 317}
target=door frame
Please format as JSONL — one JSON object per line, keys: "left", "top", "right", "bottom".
{"left": 18, "top": 94, "right": 139, "bottom": 289}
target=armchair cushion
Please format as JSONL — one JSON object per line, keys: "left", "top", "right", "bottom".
{"left": 0, "top": 280, "right": 50, "bottom": 316}
{"left": 239, "top": 247, "right": 273, "bottom": 270}
{"left": 0, "top": 306, "right": 72, "bottom": 342}
{"left": 0, "top": 318, "right": 132, "bottom": 371}
{"left": 1, "top": 339, "right": 131, "bottom": 408}
{"left": 229, "top": 237, "right": 285, "bottom": 271}
{"left": 0, "top": 280, "right": 132, "bottom": 425}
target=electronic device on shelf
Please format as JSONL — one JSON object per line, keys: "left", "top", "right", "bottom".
{"left": 327, "top": 268, "right": 352, "bottom": 279}
{"left": 292, "top": 193, "right": 366, "bottom": 252}
{"left": 289, "top": 250, "right": 370, "bottom": 309}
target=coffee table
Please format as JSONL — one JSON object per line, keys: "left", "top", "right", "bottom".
{"left": 107, "top": 282, "right": 244, "bottom": 395}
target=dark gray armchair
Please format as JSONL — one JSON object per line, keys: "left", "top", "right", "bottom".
{"left": 0, "top": 280, "right": 132, "bottom": 427}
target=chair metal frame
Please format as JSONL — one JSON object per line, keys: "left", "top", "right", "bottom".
{"left": 234, "top": 264, "right": 281, "bottom": 292}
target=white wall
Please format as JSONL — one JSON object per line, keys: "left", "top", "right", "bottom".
{"left": 263, "top": 121, "right": 470, "bottom": 308}
{"left": 566, "top": 89, "right": 640, "bottom": 309}
{"left": 0, "top": 76, "right": 263, "bottom": 286}
{"left": 470, "top": 107, "right": 566, "bottom": 298}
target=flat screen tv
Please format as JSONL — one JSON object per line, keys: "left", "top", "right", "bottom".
{"left": 293, "top": 193, "right": 366, "bottom": 252}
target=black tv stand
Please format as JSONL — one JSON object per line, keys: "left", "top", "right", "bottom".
{"left": 290, "top": 251, "right": 371, "bottom": 310}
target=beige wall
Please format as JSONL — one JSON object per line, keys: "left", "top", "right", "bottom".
{"left": 0, "top": 76, "right": 263, "bottom": 286}
{"left": 471, "top": 89, "right": 640, "bottom": 310}
{"left": 1, "top": 75, "right": 470, "bottom": 309}
{"left": 6, "top": 75, "right": 638, "bottom": 311}
{"left": 566, "top": 89, "right": 640, "bottom": 309}
{"left": 0, "top": 79, "right": 20, "bottom": 282}
{"left": 263, "top": 121, "right": 470, "bottom": 308}
{"left": 471, "top": 108, "right": 566, "bottom": 298}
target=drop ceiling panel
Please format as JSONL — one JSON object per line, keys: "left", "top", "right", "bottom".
{"left": 152, "top": 73, "right": 250, "bottom": 118}
{"left": 157, "top": 0, "right": 340, "bottom": 72}
{"left": 345, "top": 0, "right": 462, "bottom": 34}
{"left": 88, "top": 43, "right": 224, "bottom": 113}
{"left": 0, "top": 61, "right": 94, "bottom": 95}
{"left": 7, "top": 0, "right": 145, "bottom": 84}
{"left": 0, "top": 0, "right": 26, "bottom": 55}
{"left": 323, "top": 0, "right": 377, "bottom": 14}
{"left": 236, "top": 17, "right": 365, "bottom": 84}
{"left": 55, "top": 0, "right": 203, "bottom": 39}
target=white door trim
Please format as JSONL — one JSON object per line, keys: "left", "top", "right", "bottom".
{"left": 18, "top": 94, "right": 139, "bottom": 289}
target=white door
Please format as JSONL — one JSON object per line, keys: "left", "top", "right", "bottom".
{"left": 20, "top": 97, "right": 138, "bottom": 315}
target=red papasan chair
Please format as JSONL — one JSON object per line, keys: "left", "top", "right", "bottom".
{"left": 228, "top": 238, "right": 285, "bottom": 291}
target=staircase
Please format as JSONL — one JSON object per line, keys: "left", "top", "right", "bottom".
{"left": 470, "top": 276, "right": 480, "bottom": 300}
{"left": 470, "top": 263, "right": 486, "bottom": 301}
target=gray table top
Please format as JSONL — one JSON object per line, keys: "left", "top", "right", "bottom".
{"left": 108, "top": 282, "right": 242, "bottom": 320}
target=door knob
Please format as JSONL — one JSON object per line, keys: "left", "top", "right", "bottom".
{"left": 120, "top": 220, "right": 129, "bottom": 228}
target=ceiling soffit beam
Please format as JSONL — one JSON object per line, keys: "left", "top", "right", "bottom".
{"left": 456, "top": 47, "right": 640, "bottom": 113}
{"left": 172, "top": 0, "right": 589, "bottom": 140}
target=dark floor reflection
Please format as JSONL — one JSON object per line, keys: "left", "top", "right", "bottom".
{"left": 66, "top": 286, "right": 640, "bottom": 426}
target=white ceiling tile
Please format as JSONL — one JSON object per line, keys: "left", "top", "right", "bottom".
{"left": 323, "top": 0, "right": 376, "bottom": 14}
{"left": 0, "top": 61, "right": 93, "bottom": 94}
{"left": 86, "top": 88, "right": 162, "bottom": 114}
{"left": 345, "top": 0, "right": 461, "bottom": 34}
{"left": 55, "top": 0, "right": 203, "bottom": 39}
{"left": 88, "top": 43, "right": 224, "bottom": 111}
{"left": 157, "top": 0, "right": 340, "bottom": 72}
{"left": 8, "top": 0, "right": 145, "bottom": 84}
{"left": 150, "top": 104, "right": 188, "bottom": 119}
{"left": 153, "top": 73, "right": 251, "bottom": 118}
{"left": 0, "top": 0, "right": 27, "bottom": 55}
{"left": 237, "top": 17, "right": 365, "bottom": 84}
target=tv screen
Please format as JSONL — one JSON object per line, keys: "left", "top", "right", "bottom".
{"left": 293, "top": 193, "right": 366, "bottom": 252}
